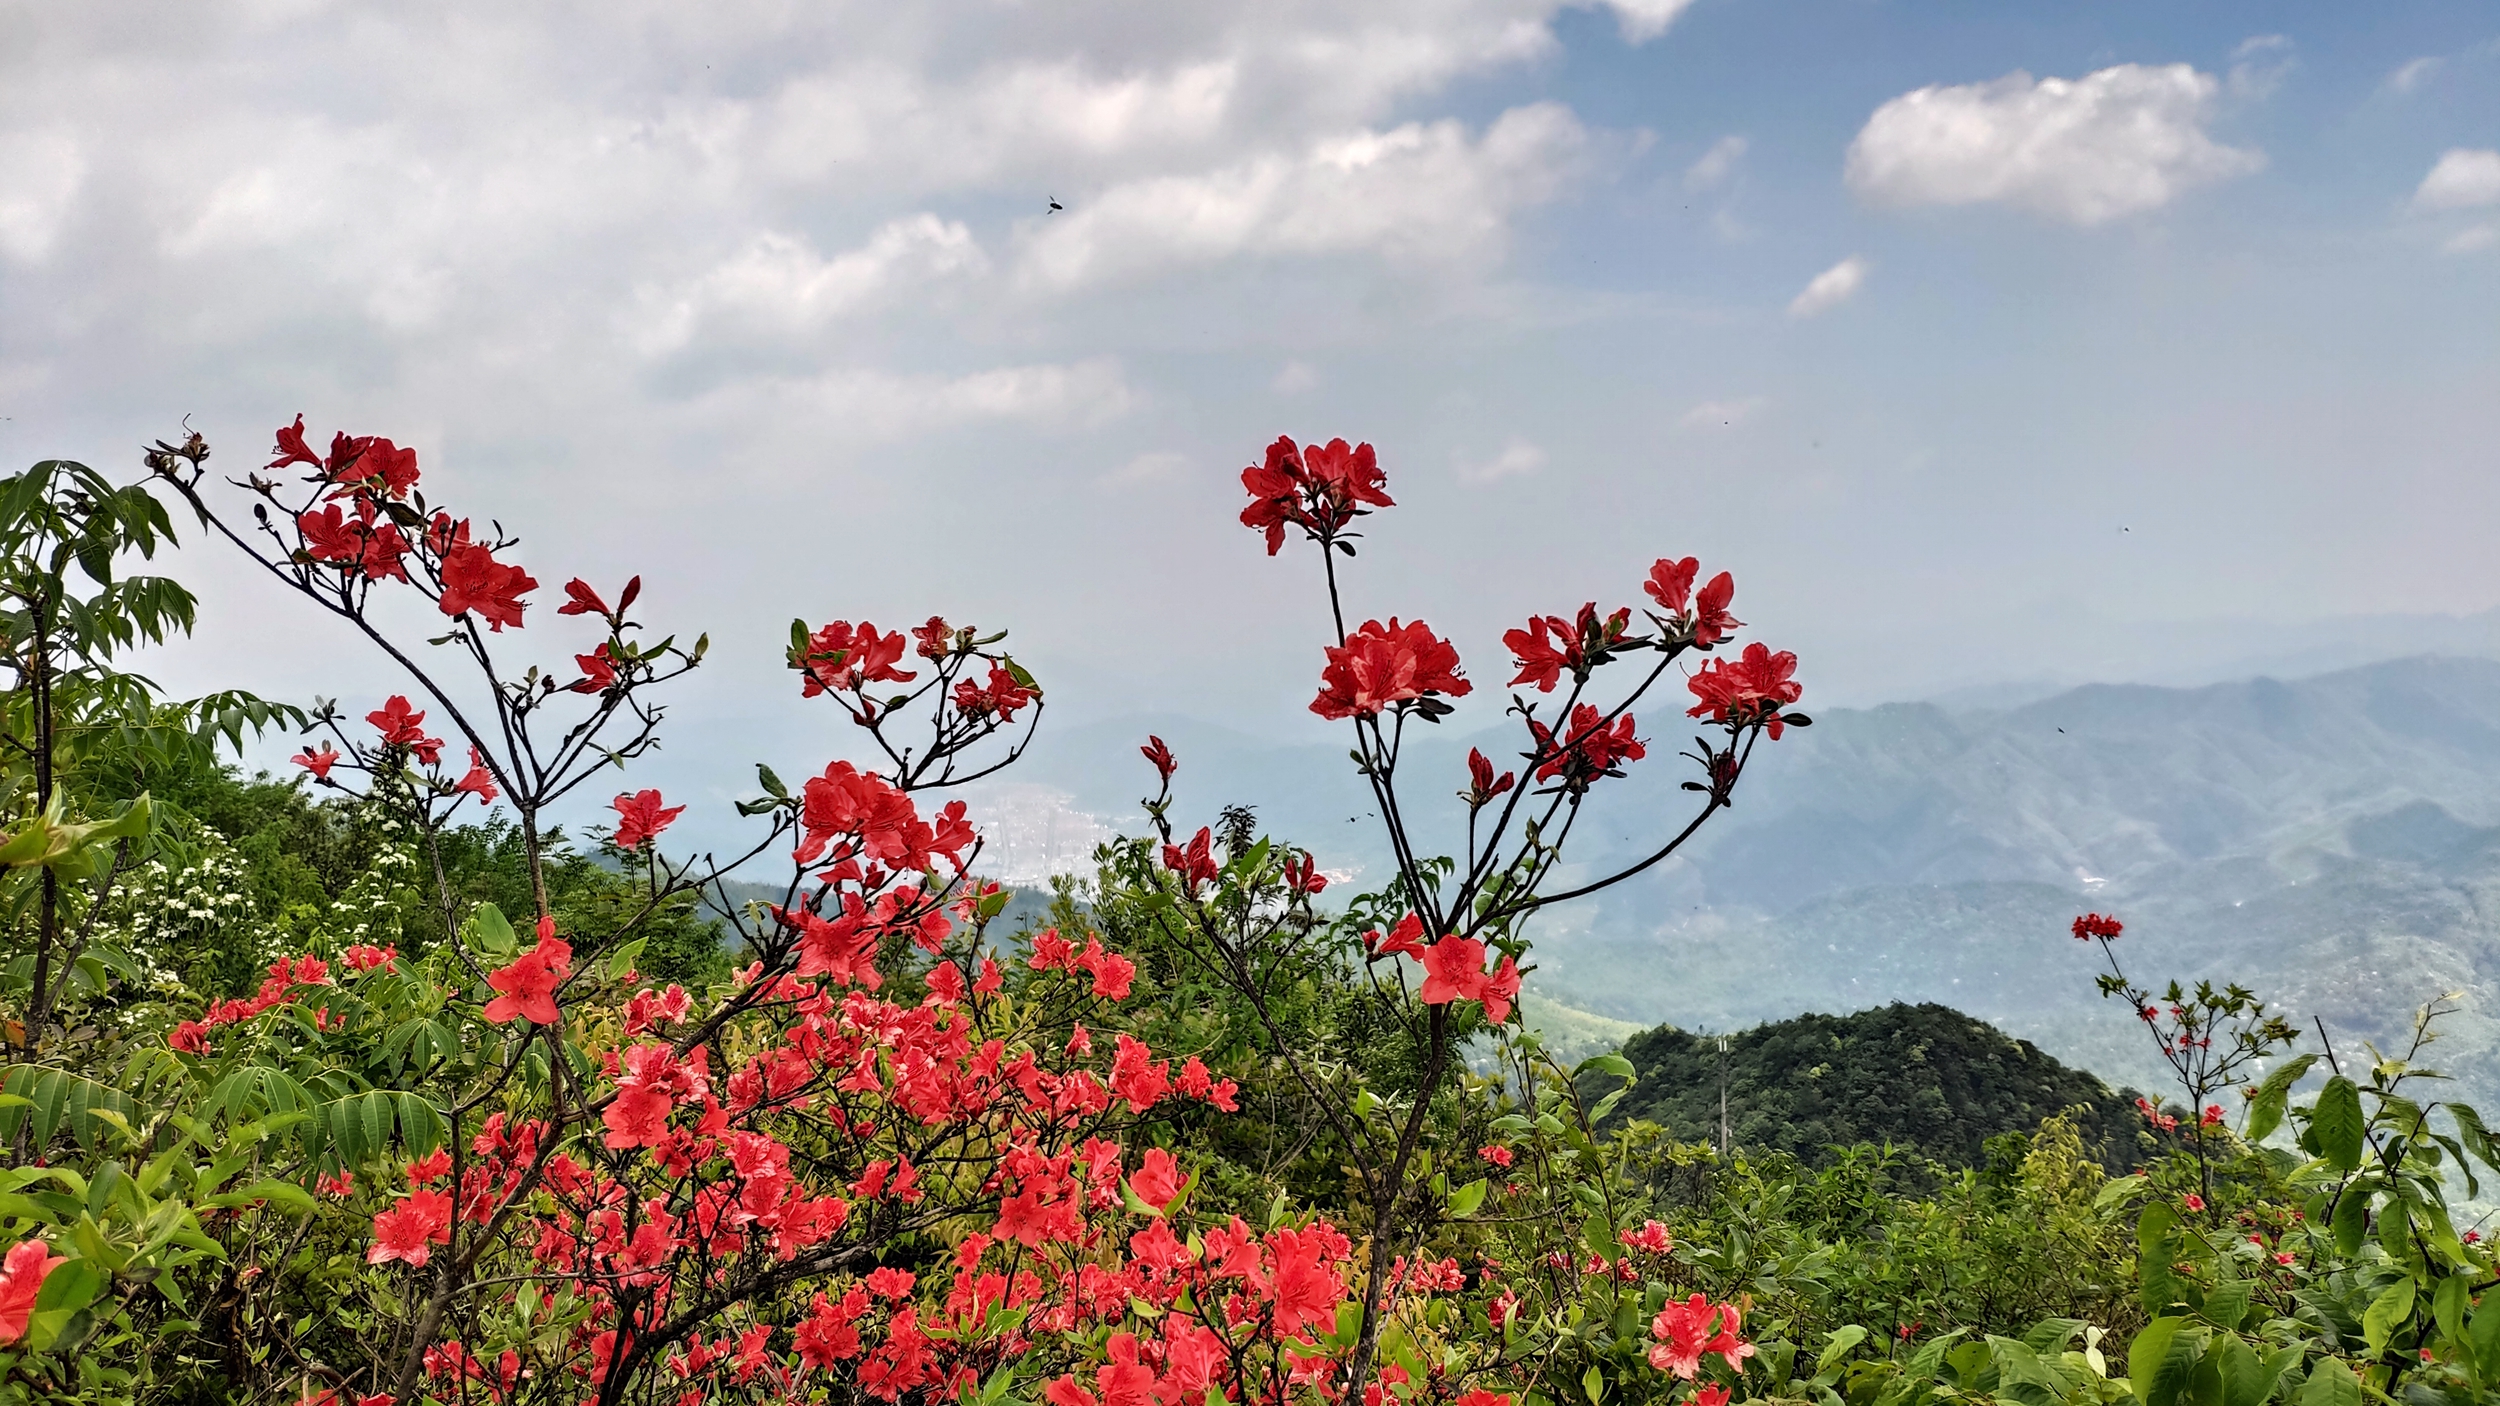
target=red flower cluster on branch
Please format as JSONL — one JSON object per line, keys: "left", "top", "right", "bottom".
{"left": 1310, "top": 618, "right": 1470, "bottom": 720}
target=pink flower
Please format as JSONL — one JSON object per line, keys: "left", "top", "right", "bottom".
{"left": 0, "top": 1240, "right": 68, "bottom": 1344}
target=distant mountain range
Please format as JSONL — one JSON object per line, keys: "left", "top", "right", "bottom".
{"left": 967, "top": 655, "right": 2500, "bottom": 1117}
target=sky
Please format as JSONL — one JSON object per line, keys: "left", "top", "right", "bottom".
{"left": 4, "top": 0, "right": 2497, "bottom": 837}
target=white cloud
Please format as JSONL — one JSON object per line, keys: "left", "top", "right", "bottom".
{"left": 1787, "top": 256, "right": 1867, "bottom": 318}
{"left": 1678, "top": 396, "right": 1768, "bottom": 430}
{"left": 1460, "top": 437, "right": 1546, "bottom": 482}
{"left": 634, "top": 216, "right": 988, "bottom": 354}
{"left": 1683, "top": 135, "right": 1746, "bottom": 191}
{"left": 2385, "top": 56, "right": 2443, "bottom": 94}
{"left": 711, "top": 358, "right": 1138, "bottom": 441}
{"left": 2415, "top": 149, "right": 2500, "bottom": 212}
{"left": 1100, "top": 450, "right": 1190, "bottom": 485}
{"left": 1015, "top": 103, "right": 1589, "bottom": 291}
{"left": 2226, "top": 35, "right": 2295, "bottom": 101}
{"left": 1845, "top": 64, "right": 2263, "bottom": 225}
{"left": 0, "top": 129, "right": 84, "bottom": 263}
{"left": 1593, "top": 0, "right": 1700, "bottom": 44}
{"left": 1272, "top": 360, "right": 1320, "bottom": 394}
{"left": 2445, "top": 224, "right": 2498, "bottom": 256}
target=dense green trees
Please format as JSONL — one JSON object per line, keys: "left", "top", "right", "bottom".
{"left": 1607, "top": 1003, "right": 2154, "bottom": 1172}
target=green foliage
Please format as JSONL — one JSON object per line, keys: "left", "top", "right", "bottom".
{"left": 1606, "top": 1003, "right": 2157, "bottom": 1172}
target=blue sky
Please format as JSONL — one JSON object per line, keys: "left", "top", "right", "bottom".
{"left": 2, "top": 0, "right": 2495, "bottom": 837}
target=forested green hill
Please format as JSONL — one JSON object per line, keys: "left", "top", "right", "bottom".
{"left": 1605, "top": 1001, "right": 2156, "bottom": 1171}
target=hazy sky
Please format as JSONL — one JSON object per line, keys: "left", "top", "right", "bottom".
{"left": 4, "top": 1, "right": 2497, "bottom": 828}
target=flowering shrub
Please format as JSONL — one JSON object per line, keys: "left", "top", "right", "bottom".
{"left": 22, "top": 413, "right": 2480, "bottom": 1406}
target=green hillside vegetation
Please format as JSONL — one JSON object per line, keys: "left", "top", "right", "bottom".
{"left": 1606, "top": 1001, "right": 2156, "bottom": 1171}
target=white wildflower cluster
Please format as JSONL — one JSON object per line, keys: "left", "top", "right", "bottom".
{"left": 77, "top": 820, "right": 418, "bottom": 1026}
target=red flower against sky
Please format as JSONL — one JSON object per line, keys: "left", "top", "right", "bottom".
{"left": 454, "top": 746, "right": 498, "bottom": 805}
{"left": 437, "top": 543, "right": 537, "bottom": 631}
{"left": 1528, "top": 703, "right": 1646, "bottom": 785}
{"left": 1365, "top": 913, "right": 1427, "bottom": 961}
{"left": 268, "top": 416, "right": 321, "bottom": 471}
{"left": 1645, "top": 559, "right": 1742, "bottom": 646}
{"left": 2072, "top": 912, "right": 2123, "bottom": 940}
{"left": 1139, "top": 735, "right": 1177, "bottom": 784}
{"left": 1684, "top": 642, "right": 1803, "bottom": 736}
{"left": 0, "top": 1240, "right": 67, "bottom": 1344}
{"left": 1161, "top": 827, "right": 1218, "bottom": 892}
{"left": 1465, "top": 747, "right": 1516, "bottom": 810}
{"left": 333, "top": 437, "right": 419, "bottom": 499}
{"left": 366, "top": 1188, "right": 454, "bottom": 1268}
{"left": 292, "top": 743, "right": 340, "bottom": 779}
{"left": 1238, "top": 435, "right": 1394, "bottom": 554}
{"left": 612, "top": 789, "right": 686, "bottom": 850}
{"left": 570, "top": 642, "right": 619, "bottom": 693}
{"left": 482, "top": 920, "right": 573, "bottom": 1025}
{"left": 366, "top": 696, "right": 444, "bottom": 766}
{"left": 1310, "top": 618, "right": 1470, "bottom": 720}
{"left": 795, "top": 620, "right": 916, "bottom": 696}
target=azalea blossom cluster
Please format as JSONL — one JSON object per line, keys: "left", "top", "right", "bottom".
{"left": 165, "top": 952, "right": 339, "bottom": 1054}
{"left": 265, "top": 417, "right": 538, "bottom": 630}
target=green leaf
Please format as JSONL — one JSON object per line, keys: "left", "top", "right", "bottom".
{"left": 2330, "top": 1185, "right": 2370, "bottom": 1258}
{"left": 607, "top": 938, "right": 647, "bottom": 981}
{"left": 1580, "top": 1366, "right": 1603, "bottom": 1406}
{"left": 468, "top": 903, "right": 518, "bottom": 957}
{"left": 756, "top": 763, "right": 788, "bottom": 798}
{"left": 2312, "top": 1077, "right": 2365, "bottom": 1173}
{"left": 2295, "top": 1359, "right": 2360, "bottom": 1406}
{"left": 2129, "top": 1317, "right": 2197, "bottom": 1406}
{"left": 2438, "top": 1272, "right": 2472, "bottom": 1347}
{"left": 1817, "top": 1325, "right": 1868, "bottom": 1375}
{"left": 203, "top": 1179, "right": 315, "bottom": 1216}
{"left": 1446, "top": 1178, "right": 1488, "bottom": 1218}
{"left": 2210, "top": 1333, "right": 2270, "bottom": 1406}
{"left": 1576, "top": 1053, "right": 1636, "bottom": 1081}
{"left": 2092, "top": 1173, "right": 2147, "bottom": 1215}
{"left": 2470, "top": 1286, "right": 2500, "bottom": 1380}
{"left": 2244, "top": 1054, "right": 2319, "bottom": 1143}
{"left": 2362, "top": 1278, "right": 2416, "bottom": 1354}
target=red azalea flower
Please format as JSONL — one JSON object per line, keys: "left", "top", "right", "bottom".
{"left": 1367, "top": 913, "right": 1428, "bottom": 960}
{"left": 437, "top": 543, "right": 537, "bottom": 632}
{"left": 1478, "top": 1143, "right": 1514, "bottom": 1168}
{"left": 1238, "top": 435, "right": 1394, "bottom": 553}
{"left": 613, "top": 789, "right": 686, "bottom": 850}
{"left": 292, "top": 743, "right": 341, "bottom": 779}
{"left": 1684, "top": 642, "right": 1803, "bottom": 736}
{"left": 2071, "top": 912, "right": 2123, "bottom": 940}
{"left": 570, "top": 641, "right": 619, "bottom": 693}
{"left": 794, "top": 620, "right": 916, "bottom": 696}
{"left": 556, "top": 577, "right": 608, "bottom": 617}
{"left": 481, "top": 924, "right": 573, "bottom": 1025}
{"left": 1310, "top": 617, "right": 1470, "bottom": 720}
{"left": 366, "top": 696, "right": 445, "bottom": 766}
{"left": 1529, "top": 703, "right": 1646, "bottom": 786}
{"left": 331, "top": 437, "right": 418, "bottom": 499}
{"left": 1139, "top": 735, "right": 1177, "bottom": 784}
{"left": 911, "top": 616, "right": 954, "bottom": 660}
{"left": 1419, "top": 936, "right": 1488, "bottom": 1007}
{"left": 297, "top": 504, "right": 362, "bottom": 564}
{"left": 453, "top": 747, "right": 498, "bottom": 805}
{"left": 1129, "top": 1148, "right": 1183, "bottom": 1209}
{"left": 268, "top": 416, "right": 321, "bottom": 471}
{"left": 0, "top": 1240, "right": 69, "bottom": 1344}
{"left": 366, "top": 1189, "right": 454, "bottom": 1267}
{"left": 1464, "top": 747, "right": 1516, "bottom": 809}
